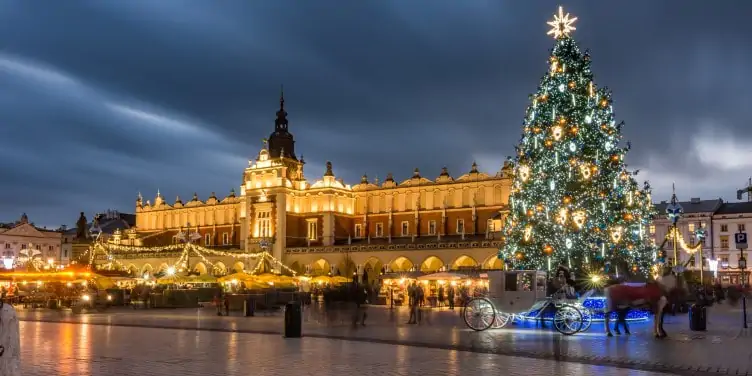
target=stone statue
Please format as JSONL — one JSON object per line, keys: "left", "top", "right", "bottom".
{"left": 75, "top": 212, "right": 88, "bottom": 240}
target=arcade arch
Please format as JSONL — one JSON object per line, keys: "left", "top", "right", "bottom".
{"left": 141, "top": 264, "right": 153, "bottom": 278}
{"left": 420, "top": 256, "right": 444, "bottom": 272}
{"left": 232, "top": 261, "right": 245, "bottom": 273}
{"left": 213, "top": 262, "right": 227, "bottom": 275}
{"left": 451, "top": 255, "right": 477, "bottom": 270}
{"left": 362, "top": 257, "right": 383, "bottom": 284}
{"left": 388, "top": 256, "right": 414, "bottom": 272}
{"left": 193, "top": 262, "right": 208, "bottom": 275}
{"left": 310, "top": 258, "right": 331, "bottom": 276}
{"left": 483, "top": 255, "right": 503, "bottom": 270}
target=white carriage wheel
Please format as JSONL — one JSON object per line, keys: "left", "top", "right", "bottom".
{"left": 492, "top": 311, "right": 511, "bottom": 329}
{"left": 464, "top": 297, "right": 495, "bottom": 331}
{"left": 553, "top": 305, "right": 583, "bottom": 335}
{"left": 578, "top": 307, "right": 593, "bottom": 332}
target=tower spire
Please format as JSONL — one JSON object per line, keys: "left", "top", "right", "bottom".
{"left": 268, "top": 86, "right": 296, "bottom": 160}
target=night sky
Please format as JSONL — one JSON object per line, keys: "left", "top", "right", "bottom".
{"left": 1, "top": 1, "right": 750, "bottom": 228}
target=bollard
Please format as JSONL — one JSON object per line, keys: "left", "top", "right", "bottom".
{"left": 689, "top": 304, "right": 707, "bottom": 331}
{"left": 0, "top": 302, "right": 21, "bottom": 376}
{"left": 284, "top": 301, "right": 302, "bottom": 338}
{"left": 244, "top": 297, "right": 255, "bottom": 317}
{"left": 743, "top": 295, "right": 748, "bottom": 328}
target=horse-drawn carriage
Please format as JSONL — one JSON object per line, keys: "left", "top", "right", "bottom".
{"left": 463, "top": 270, "right": 593, "bottom": 335}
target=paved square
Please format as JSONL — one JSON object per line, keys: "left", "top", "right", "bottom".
{"left": 20, "top": 321, "right": 668, "bottom": 376}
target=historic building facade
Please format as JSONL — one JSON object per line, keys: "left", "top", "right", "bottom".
{"left": 132, "top": 94, "right": 513, "bottom": 277}
{"left": 0, "top": 214, "right": 62, "bottom": 268}
{"left": 652, "top": 197, "right": 752, "bottom": 284}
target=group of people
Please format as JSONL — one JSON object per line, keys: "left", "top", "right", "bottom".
{"left": 404, "top": 281, "right": 458, "bottom": 324}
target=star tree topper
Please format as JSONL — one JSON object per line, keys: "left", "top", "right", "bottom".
{"left": 546, "top": 6, "right": 578, "bottom": 39}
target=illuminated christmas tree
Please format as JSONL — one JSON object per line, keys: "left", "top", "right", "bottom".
{"left": 501, "top": 7, "right": 656, "bottom": 277}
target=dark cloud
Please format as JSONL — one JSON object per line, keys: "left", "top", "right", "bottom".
{"left": 0, "top": 0, "right": 750, "bottom": 227}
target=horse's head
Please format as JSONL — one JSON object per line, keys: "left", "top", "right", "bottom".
{"left": 655, "top": 273, "right": 688, "bottom": 299}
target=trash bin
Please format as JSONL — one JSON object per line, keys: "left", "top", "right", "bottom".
{"left": 689, "top": 304, "right": 707, "bottom": 331}
{"left": 243, "top": 297, "right": 255, "bottom": 317}
{"left": 284, "top": 301, "right": 302, "bottom": 338}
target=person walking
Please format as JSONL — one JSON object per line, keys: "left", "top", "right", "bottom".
{"left": 407, "top": 282, "right": 417, "bottom": 324}
{"left": 447, "top": 284, "right": 456, "bottom": 310}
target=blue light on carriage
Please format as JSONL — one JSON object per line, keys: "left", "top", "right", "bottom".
{"left": 517, "top": 296, "right": 650, "bottom": 323}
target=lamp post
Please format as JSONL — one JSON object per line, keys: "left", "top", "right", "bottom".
{"left": 665, "top": 186, "right": 684, "bottom": 268}
{"left": 693, "top": 223, "right": 708, "bottom": 284}
{"left": 176, "top": 222, "right": 202, "bottom": 273}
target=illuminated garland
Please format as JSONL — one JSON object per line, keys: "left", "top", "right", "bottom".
{"left": 667, "top": 227, "right": 702, "bottom": 254}
{"left": 94, "top": 242, "right": 297, "bottom": 276}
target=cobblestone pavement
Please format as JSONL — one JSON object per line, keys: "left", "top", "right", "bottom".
{"left": 21, "top": 321, "right": 669, "bottom": 376}
{"left": 16, "top": 304, "right": 752, "bottom": 375}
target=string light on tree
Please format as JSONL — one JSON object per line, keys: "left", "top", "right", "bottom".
{"left": 501, "top": 7, "right": 656, "bottom": 276}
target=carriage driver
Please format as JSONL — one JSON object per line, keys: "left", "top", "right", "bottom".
{"left": 554, "top": 265, "right": 578, "bottom": 300}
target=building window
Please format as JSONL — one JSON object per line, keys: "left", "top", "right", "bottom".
{"left": 354, "top": 224, "right": 363, "bottom": 238}
{"left": 375, "top": 223, "right": 384, "bottom": 237}
{"left": 428, "top": 220, "right": 437, "bottom": 235}
{"left": 222, "top": 233, "right": 229, "bottom": 245}
{"left": 739, "top": 224, "right": 746, "bottom": 232}
{"left": 721, "top": 224, "right": 728, "bottom": 232}
{"left": 172, "top": 236, "right": 178, "bottom": 244}
{"left": 49, "top": 245, "right": 54, "bottom": 251}
{"left": 720, "top": 236, "right": 729, "bottom": 250}
{"left": 205, "top": 233, "right": 211, "bottom": 246}
{"left": 688, "top": 223, "right": 695, "bottom": 232}
{"left": 256, "top": 211, "right": 271, "bottom": 238}
{"left": 456, "top": 219, "right": 465, "bottom": 234}
{"left": 401, "top": 221, "right": 409, "bottom": 236}
{"left": 21, "top": 244, "right": 26, "bottom": 250}
{"left": 649, "top": 225, "right": 655, "bottom": 234}
{"left": 35, "top": 244, "right": 41, "bottom": 250}
{"left": 63, "top": 250, "right": 68, "bottom": 257}
{"left": 4, "top": 244, "right": 9, "bottom": 249}
{"left": 307, "top": 220, "right": 318, "bottom": 241}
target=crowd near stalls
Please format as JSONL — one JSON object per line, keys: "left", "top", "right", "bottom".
{"left": 0, "top": 269, "right": 116, "bottom": 311}
{"left": 377, "top": 270, "right": 490, "bottom": 308}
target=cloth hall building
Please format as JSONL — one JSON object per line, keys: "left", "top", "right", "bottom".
{"left": 130, "top": 95, "right": 513, "bottom": 279}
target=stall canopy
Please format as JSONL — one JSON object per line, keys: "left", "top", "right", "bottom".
{"left": 417, "top": 272, "right": 467, "bottom": 281}
{"left": 218, "top": 272, "right": 254, "bottom": 283}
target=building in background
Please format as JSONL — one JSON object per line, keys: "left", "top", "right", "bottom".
{"left": 711, "top": 201, "right": 752, "bottom": 285}
{"left": 66, "top": 210, "right": 136, "bottom": 264}
{"left": 0, "top": 213, "right": 62, "bottom": 268}
{"left": 652, "top": 198, "right": 721, "bottom": 268}
{"left": 132, "top": 93, "right": 513, "bottom": 279}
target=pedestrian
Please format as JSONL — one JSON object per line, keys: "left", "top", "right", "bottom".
{"left": 447, "top": 284, "right": 455, "bottom": 310}
{"left": 415, "top": 283, "right": 426, "bottom": 324}
{"left": 407, "top": 281, "right": 417, "bottom": 324}
{"left": 438, "top": 285, "right": 445, "bottom": 308}
{"left": 352, "top": 283, "right": 368, "bottom": 327}
{"left": 223, "top": 295, "right": 230, "bottom": 316}
{"left": 213, "top": 294, "right": 222, "bottom": 316}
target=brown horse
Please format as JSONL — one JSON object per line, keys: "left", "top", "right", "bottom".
{"left": 603, "top": 274, "right": 681, "bottom": 338}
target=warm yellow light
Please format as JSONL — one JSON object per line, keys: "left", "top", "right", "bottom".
{"left": 518, "top": 165, "right": 530, "bottom": 182}
{"left": 523, "top": 225, "right": 533, "bottom": 241}
{"left": 552, "top": 126, "right": 563, "bottom": 141}
{"left": 591, "top": 275, "right": 601, "bottom": 283}
{"left": 572, "top": 211, "right": 586, "bottom": 229}
{"left": 579, "top": 164, "right": 591, "bottom": 180}
{"left": 557, "top": 208, "right": 567, "bottom": 225}
{"left": 611, "top": 226, "right": 623, "bottom": 243}
{"left": 546, "top": 6, "right": 578, "bottom": 39}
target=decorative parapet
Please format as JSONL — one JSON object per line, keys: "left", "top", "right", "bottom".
{"left": 285, "top": 240, "right": 503, "bottom": 254}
